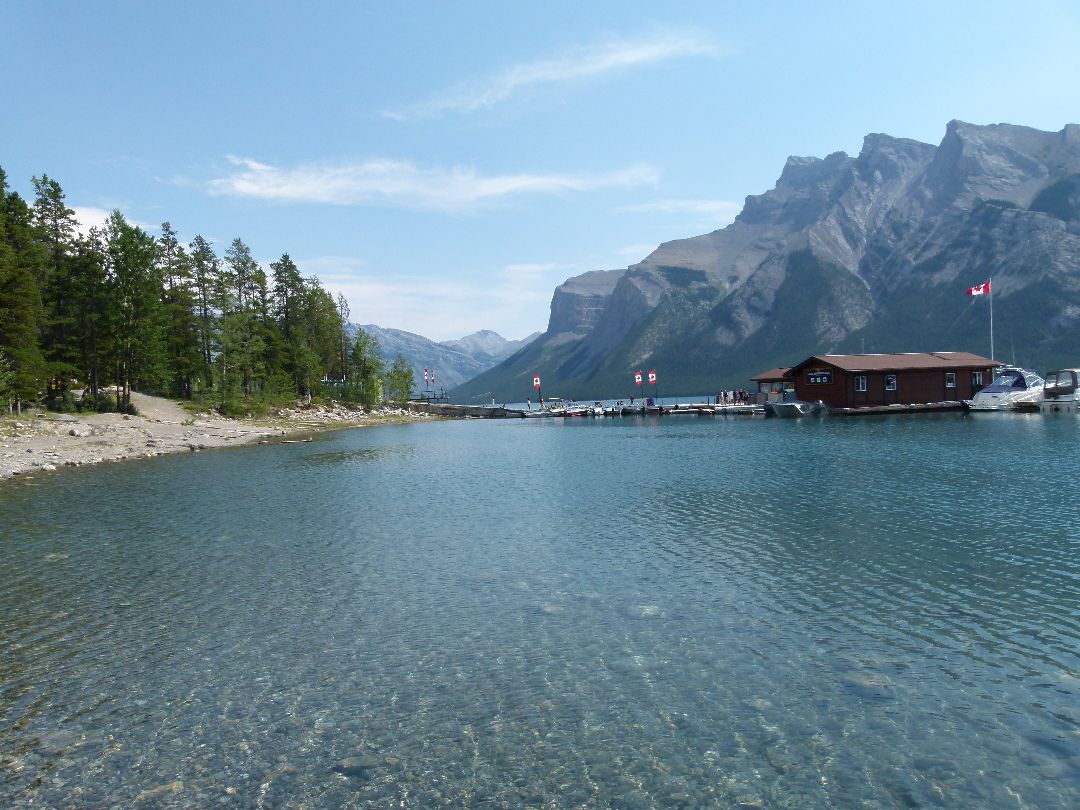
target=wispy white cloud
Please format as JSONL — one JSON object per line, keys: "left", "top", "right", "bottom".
{"left": 385, "top": 32, "right": 718, "bottom": 119}
{"left": 208, "top": 158, "right": 659, "bottom": 213}
{"left": 225, "top": 154, "right": 273, "bottom": 171}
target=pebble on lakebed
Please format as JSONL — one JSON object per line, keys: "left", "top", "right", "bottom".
{"left": 332, "top": 755, "right": 384, "bottom": 776}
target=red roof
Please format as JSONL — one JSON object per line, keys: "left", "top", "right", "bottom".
{"left": 750, "top": 367, "right": 791, "bottom": 382}
{"left": 787, "top": 352, "right": 1000, "bottom": 374}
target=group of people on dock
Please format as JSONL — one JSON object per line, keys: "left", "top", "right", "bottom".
{"left": 719, "top": 389, "right": 749, "bottom": 405}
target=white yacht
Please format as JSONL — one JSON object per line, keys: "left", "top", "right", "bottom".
{"left": 966, "top": 367, "right": 1045, "bottom": 411}
{"left": 1039, "top": 369, "right": 1080, "bottom": 414}
{"left": 768, "top": 400, "right": 825, "bottom": 417}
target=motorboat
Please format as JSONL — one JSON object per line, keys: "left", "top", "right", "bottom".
{"left": 767, "top": 400, "right": 824, "bottom": 418}
{"left": 965, "top": 366, "right": 1045, "bottom": 411}
{"left": 1039, "top": 368, "right": 1080, "bottom": 414}
{"left": 521, "top": 409, "right": 554, "bottom": 418}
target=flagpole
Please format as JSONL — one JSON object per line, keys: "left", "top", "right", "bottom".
{"left": 989, "top": 277, "right": 994, "bottom": 362}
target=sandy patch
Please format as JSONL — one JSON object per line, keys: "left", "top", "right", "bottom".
{"left": 0, "top": 394, "right": 431, "bottom": 481}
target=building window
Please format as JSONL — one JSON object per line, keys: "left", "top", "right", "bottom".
{"left": 972, "top": 371, "right": 984, "bottom": 389}
{"left": 884, "top": 374, "right": 898, "bottom": 391}
{"left": 945, "top": 372, "right": 956, "bottom": 388}
{"left": 855, "top": 375, "right": 867, "bottom": 392}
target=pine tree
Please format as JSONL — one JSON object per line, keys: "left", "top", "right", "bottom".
{"left": 387, "top": 354, "right": 415, "bottom": 402}
{"left": 158, "top": 222, "right": 201, "bottom": 398}
{"left": 336, "top": 293, "right": 350, "bottom": 384}
{"left": 104, "top": 211, "right": 166, "bottom": 406}
{"left": 223, "top": 238, "right": 269, "bottom": 395}
{"left": 32, "top": 175, "right": 79, "bottom": 398}
{"left": 66, "top": 232, "right": 109, "bottom": 403}
{"left": 270, "top": 253, "right": 304, "bottom": 390}
{"left": 0, "top": 168, "right": 45, "bottom": 406}
{"left": 0, "top": 349, "right": 14, "bottom": 412}
{"left": 349, "top": 328, "right": 384, "bottom": 407}
{"left": 188, "top": 235, "right": 219, "bottom": 380}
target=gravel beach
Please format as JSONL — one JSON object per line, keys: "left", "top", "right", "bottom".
{"left": 0, "top": 393, "right": 430, "bottom": 481}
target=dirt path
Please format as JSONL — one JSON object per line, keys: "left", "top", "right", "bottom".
{"left": 0, "top": 393, "right": 430, "bottom": 481}
{"left": 128, "top": 391, "right": 190, "bottom": 422}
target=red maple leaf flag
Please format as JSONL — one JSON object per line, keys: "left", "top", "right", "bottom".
{"left": 966, "top": 280, "right": 991, "bottom": 296}
{"left": 533, "top": 375, "right": 541, "bottom": 389}
{"left": 648, "top": 370, "right": 657, "bottom": 384}
{"left": 634, "top": 371, "right": 643, "bottom": 385}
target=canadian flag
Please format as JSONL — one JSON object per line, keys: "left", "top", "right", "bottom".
{"left": 533, "top": 375, "right": 541, "bottom": 389}
{"left": 634, "top": 371, "right": 643, "bottom": 385}
{"left": 648, "top": 370, "right": 657, "bottom": 385}
{"left": 966, "top": 280, "right": 991, "bottom": 296}
{"left": 423, "top": 368, "right": 429, "bottom": 384}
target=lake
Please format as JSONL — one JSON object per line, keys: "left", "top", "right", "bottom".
{"left": 2, "top": 413, "right": 1079, "bottom": 808}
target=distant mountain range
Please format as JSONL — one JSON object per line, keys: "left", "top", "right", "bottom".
{"left": 451, "top": 120, "right": 1080, "bottom": 403}
{"left": 345, "top": 324, "right": 540, "bottom": 391}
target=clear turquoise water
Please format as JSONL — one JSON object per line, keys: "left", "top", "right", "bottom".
{"left": 1, "top": 413, "right": 1079, "bottom": 809}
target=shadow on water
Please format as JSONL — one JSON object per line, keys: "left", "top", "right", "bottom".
{"left": 1, "top": 414, "right": 1080, "bottom": 808}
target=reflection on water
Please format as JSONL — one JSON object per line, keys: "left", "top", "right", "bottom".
{"left": 2, "top": 414, "right": 1080, "bottom": 808}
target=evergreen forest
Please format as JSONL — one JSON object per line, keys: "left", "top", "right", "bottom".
{"left": 0, "top": 167, "right": 416, "bottom": 414}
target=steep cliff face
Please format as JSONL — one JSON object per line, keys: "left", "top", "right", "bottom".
{"left": 452, "top": 121, "right": 1080, "bottom": 402}
{"left": 545, "top": 269, "right": 625, "bottom": 336}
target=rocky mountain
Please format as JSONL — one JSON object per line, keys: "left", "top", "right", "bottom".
{"left": 440, "top": 330, "right": 542, "bottom": 365}
{"left": 346, "top": 324, "right": 539, "bottom": 391}
{"left": 452, "top": 120, "right": 1080, "bottom": 403}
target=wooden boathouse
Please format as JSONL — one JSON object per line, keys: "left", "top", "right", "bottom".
{"left": 750, "top": 367, "right": 793, "bottom": 395}
{"left": 783, "top": 352, "right": 1000, "bottom": 409}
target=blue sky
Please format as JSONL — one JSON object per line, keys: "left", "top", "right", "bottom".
{"left": 2, "top": 2, "right": 1078, "bottom": 340}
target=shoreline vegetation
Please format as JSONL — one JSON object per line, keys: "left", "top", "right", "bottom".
{"left": 0, "top": 391, "right": 433, "bottom": 482}
{"left": 1, "top": 168, "right": 418, "bottom": 424}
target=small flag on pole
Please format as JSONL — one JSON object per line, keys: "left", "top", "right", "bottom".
{"left": 423, "top": 368, "right": 429, "bottom": 384}
{"left": 634, "top": 371, "right": 643, "bottom": 385}
{"left": 533, "top": 375, "right": 541, "bottom": 389}
{"left": 648, "top": 370, "right": 657, "bottom": 385}
{"left": 966, "top": 280, "right": 991, "bottom": 296}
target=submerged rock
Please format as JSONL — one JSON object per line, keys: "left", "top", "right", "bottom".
{"left": 332, "top": 755, "right": 382, "bottom": 776}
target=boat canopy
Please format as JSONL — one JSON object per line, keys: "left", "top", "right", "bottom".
{"left": 981, "top": 368, "right": 1043, "bottom": 393}
{"left": 1044, "top": 369, "right": 1079, "bottom": 397}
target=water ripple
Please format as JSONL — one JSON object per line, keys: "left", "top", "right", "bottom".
{"left": 2, "top": 415, "right": 1079, "bottom": 808}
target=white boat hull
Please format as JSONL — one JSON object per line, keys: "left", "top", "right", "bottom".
{"left": 771, "top": 401, "right": 815, "bottom": 418}
{"left": 1039, "top": 368, "right": 1080, "bottom": 414}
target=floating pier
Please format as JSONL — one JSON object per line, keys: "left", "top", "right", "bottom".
{"left": 827, "top": 401, "right": 966, "bottom": 416}
{"left": 407, "top": 402, "right": 765, "bottom": 418}
{"left": 407, "top": 402, "right": 514, "bottom": 418}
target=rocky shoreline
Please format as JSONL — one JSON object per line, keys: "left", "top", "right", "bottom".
{"left": 0, "top": 393, "right": 433, "bottom": 482}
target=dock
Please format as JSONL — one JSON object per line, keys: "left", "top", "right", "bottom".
{"left": 407, "top": 402, "right": 515, "bottom": 418}
{"left": 827, "top": 401, "right": 966, "bottom": 416}
{"left": 407, "top": 402, "right": 765, "bottom": 418}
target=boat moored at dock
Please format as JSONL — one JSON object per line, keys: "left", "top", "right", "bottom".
{"left": 767, "top": 401, "right": 825, "bottom": 417}
{"left": 965, "top": 366, "right": 1045, "bottom": 411}
{"left": 1039, "top": 369, "right": 1080, "bottom": 414}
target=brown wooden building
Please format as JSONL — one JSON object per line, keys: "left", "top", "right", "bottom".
{"left": 750, "top": 367, "right": 793, "bottom": 394}
{"left": 783, "top": 352, "right": 1000, "bottom": 409}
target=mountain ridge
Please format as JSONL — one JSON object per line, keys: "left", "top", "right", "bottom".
{"left": 451, "top": 120, "right": 1080, "bottom": 403}
{"left": 346, "top": 324, "right": 540, "bottom": 391}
